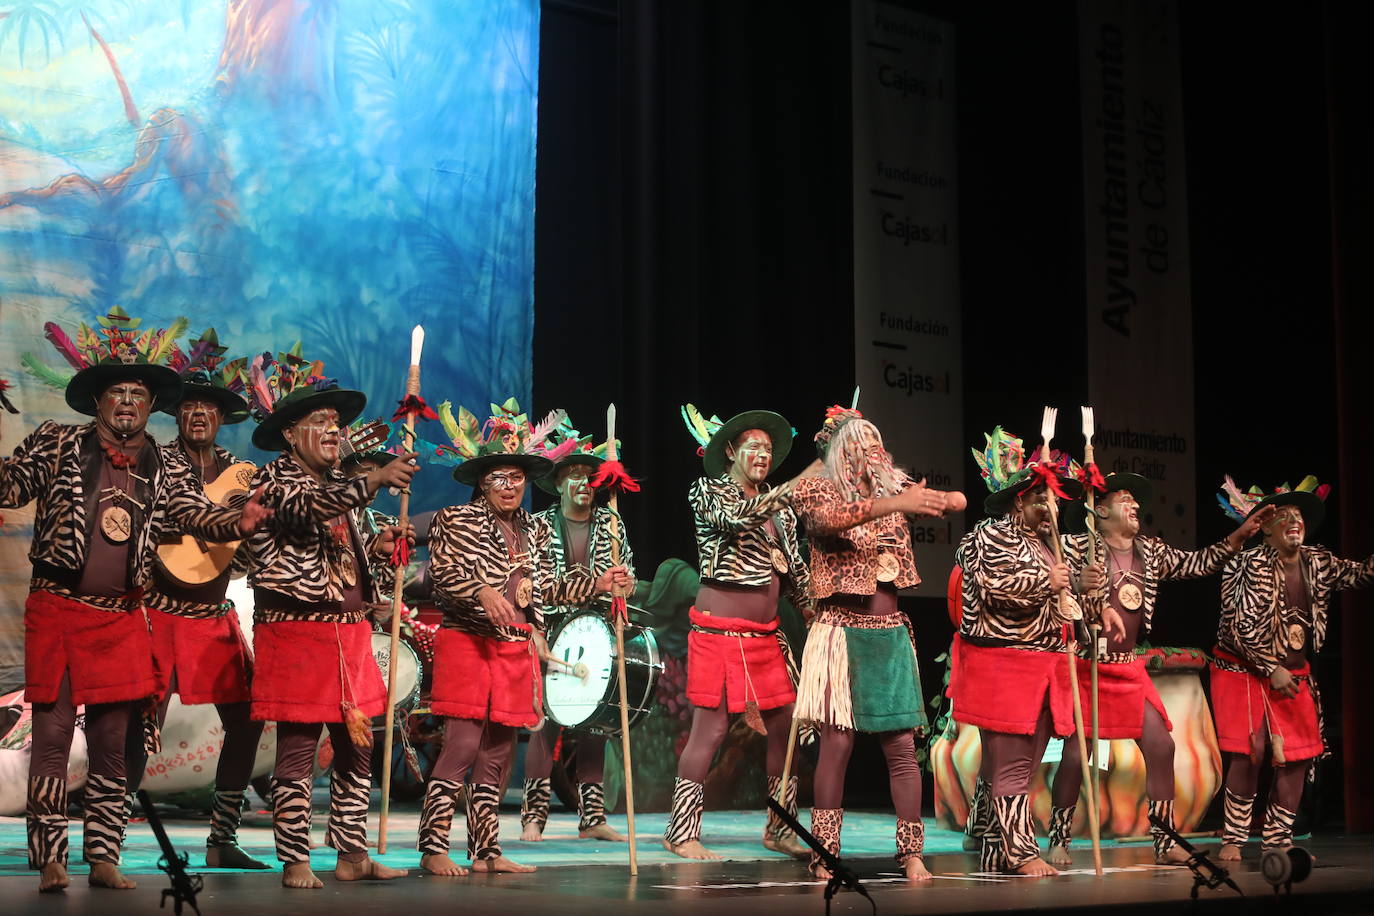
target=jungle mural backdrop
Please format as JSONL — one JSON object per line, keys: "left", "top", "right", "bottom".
{"left": 0, "top": 0, "right": 540, "bottom": 691}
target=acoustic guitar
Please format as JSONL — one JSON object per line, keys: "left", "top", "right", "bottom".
{"left": 156, "top": 461, "right": 257, "bottom": 587}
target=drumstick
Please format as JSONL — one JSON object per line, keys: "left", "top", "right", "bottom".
{"left": 605, "top": 404, "right": 638, "bottom": 875}
{"left": 379, "top": 326, "right": 423, "bottom": 854}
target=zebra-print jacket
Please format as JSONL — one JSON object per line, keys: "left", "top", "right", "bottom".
{"left": 1219, "top": 543, "right": 1374, "bottom": 675}
{"left": 534, "top": 504, "right": 634, "bottom": 620}
{"left": 0, "top": 421, "right": 241, "bottom": 608}
{"left": 428, "top": 501, "right": 599, "bottom": 641}
{"left": 956, "top": 515, "right": 1073, "bottom": 651}
{"left": 1062, "top": 531, "right": 1238, "bottom": 639}
{"left": 689, "top": 474, "right": 811, "bottom": 614}
{"left": 245, "top": 454, "right": 378, "bottom": 614}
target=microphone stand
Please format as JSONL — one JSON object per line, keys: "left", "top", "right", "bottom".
{"left": 136, "top": 790, "right": 204, "bottom": 915}
{"left": 766, "top": 798, "right": 876, "bottom": 916}
{"left": 1147, "top": 812, "right": 1243, "bottom": 900}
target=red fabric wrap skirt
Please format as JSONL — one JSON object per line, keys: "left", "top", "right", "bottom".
{"left": 149, "top": 607, "right": 252, "bottom": 705}
{"left": 251, "top": 619, "right": 385, "bottom": 723}
{"left": 949, "top": 636, "right": 1074, "bottom": 737}
{"left": 1075, "top": 656, "right": 1171, "bottom": 739}
{"left": 686, "top": 607, "right": 795, "bottom": 713}
{"left": 1210, "top": 647, "right": 1323, "bottom": 762}
{"left": 431, "top": 626, "right": 542, "bottom": 728}
{"left": 25, "top": 589, "right": 160, "bottom": 705}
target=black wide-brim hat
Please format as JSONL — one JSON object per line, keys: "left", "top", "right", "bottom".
{"left": 167, "top": 381, "right": 251, "bottom": 425}
{"left": 251, "top": 387, "right": 367, "bottom": 451}
{"left": 1060, "top": 471, "right": 1158, "bottom": 533}
{"left": 1253, "top": 490, "right": 1325, "bottom": 533}
{"left": 703, "top": 410, "right": 793, "bottom": 478}
{"left": 65, "top": 362, "right": 183, "bottom": 416}
{"left": 983, "top": 469, "right": 1085, "bottom": 516}
{"left": 341, "top": 449, "right": 402, "bottom": 470}
{"left": 453, "top": 452, "right": 554, "bottom": 487}
{"left": 535, "top": 453, "right": 604, "bottom": 495}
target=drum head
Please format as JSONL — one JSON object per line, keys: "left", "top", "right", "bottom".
{"left": 545, "top": 612, "right": 616, "bottom": 728}
{"left": 371, "top": 633, "right": 421, "bottom": 717}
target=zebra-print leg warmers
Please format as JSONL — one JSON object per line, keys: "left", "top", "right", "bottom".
{"left": 966, "top": 777, "right": 994, "bottom": 840}
{"left": 1047, "top": 804, "right": 1075, "bottom": 851}
{"left": 1262, "top": 799, "right": 1298, "bottom": 850}
{"left": 418, "top": 778, "right": 463, "bottom": 855}
{"left": 325, "top": 767, "right": 371, "bottom": 856}
{"left": 664, "top": 777, "right": 705, "bottom": 847}
{"left": 27, "top": 776, "right": 68, "bottom": 869}
{"left": 577, "top": 782, "right": 608, "bottom": 831}
{"left": 992, "top": 794, "right": 1040, "bottom": 871}
{"left": 764, "top": 775, "right": 798, "bottom": 842}
{"left": 270, "top": 776, "right": 314, "bottom": 865}
{"left": 1148, "top": 798, "right": 1177, "bottom": 860}
{"left": 466, "top": 783, "right": 502, "bottom": 861}
{"left": 81, "top": 773, "right": 127, "bottom": 865}
{"left": 208, "top": 788, "right": 247, "bottom": 849}
{"left": 1221, "top": 788, "right": 1255, "bottom": 849}
{"left": 521, "top": 777, "right": 551, "bottom": 831}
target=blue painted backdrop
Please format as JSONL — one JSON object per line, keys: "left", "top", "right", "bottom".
{"left": 0, "top": 0, "right": 539, "bottom": 689}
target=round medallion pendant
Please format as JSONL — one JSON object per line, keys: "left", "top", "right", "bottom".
{"left": 1287, "top": 623, "right": 1306, "bottom": 651}
{"left": 1117, "top": 582, "right": 1144, "bottom": 610}
{"left": 876, "top": 553, "right": 900, "bottom": 583}
{"left": 338, "top": 550, "right": 358, "bottom": 588}
{"left": 770, "top": 547, "right": 789, "bottom": 574}
{"left": 100, "top": 505, "right": 132, "bottom": 543}
{"left": 516, "top": 577, "right": 534, "bottom": 609}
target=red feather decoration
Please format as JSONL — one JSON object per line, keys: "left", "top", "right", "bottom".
{"left": 590, "top": 459, "right": 641, "bottom": 494}
{"left": 43, "top": 322, "right": 90, "bottom": 370}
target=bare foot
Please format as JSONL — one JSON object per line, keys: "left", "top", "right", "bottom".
{"left": 580, "top": 823, "right": 627, "bottom": 842}
{"left": 1157, "top": 845, "right": 1192, "bottom": 866}
{"left": 88, "top": 862, "right": 136, "bottom": 889}
{"left": 421, "top": 853, "right": 469, "bottom": 876}
{"left": 206, "top": 843, "right": 272, "bottom": 869}
{"left": 664, "top": 839, "right": 723, "bottom": 861}
{"left": 762, "top": 833, "right": 810, "bottom": 860}
{"left": 812, "top": 863, "right": 832, "bottom": 880}
{"left": 470, "top": 855, "right": 536, "bottom": 873}
{"left": 38, "top": 862, "right": 69, "bottom": 893}
{"left": 1012, "top": 857, "right": 1059, "bottom": 877}
{"left": 283, "top": 862, "right": 324, "bottom": 889}
{"left": 1218, "top": 843, "right": 1242, "bottom": 862}
{"left": 904, "top": 856, "right": 933, "bottom": 881}
{"left": 1047, "top": 844, "right": 1073, "bottom": 867}
{"left": 520, "top": 822, "right": 544, "bottom": 842}
{"left": 335, "top": 856, "right": 408, "bottom": 881}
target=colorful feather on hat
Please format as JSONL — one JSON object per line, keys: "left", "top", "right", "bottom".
{"left": 681, "top": 403, "right": 721, "bottom": 449}
{"left": 42, "top": 322, "right": 90, "bottom": 370}
{"left": 527, "top": 408, "right": 568, "bottom": 450}
{"left": 21, "top": 352, "right": 74, "bottom": 389}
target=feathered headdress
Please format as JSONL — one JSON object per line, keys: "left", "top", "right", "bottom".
{"left": 430, "top": 397, "right": 564, "bottom": 485}
{"left": 1216, "top": 474, "right": 1330, "bottom": 524}
{"left": 814, "top": 405, "right": 864, "bottom": 458}
{"left": 531, "top": 415, "right": 635, "bottom": 495}
{"left": 681, "top": 403, "right": 724, "bottom": 457}
{"left": 247, "top": 342, "right": 367, "bottom": 451}
{"left": 163, "top": 327, "right": 251, "bottom": 423}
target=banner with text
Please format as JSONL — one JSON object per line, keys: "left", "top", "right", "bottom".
{"left": 852, "top": 3, "right": 962, "bottom": 596}
{"left": 1079, "top": 0, "right": 1195, "bottom": 544}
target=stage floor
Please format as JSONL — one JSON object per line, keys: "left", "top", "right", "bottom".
{"left": 3, "top": 803, "right": 1372, "bottom": 915}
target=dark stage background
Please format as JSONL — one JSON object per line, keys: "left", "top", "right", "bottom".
{"left": 531, "top": 0, "right": 1373, "bottom": 830}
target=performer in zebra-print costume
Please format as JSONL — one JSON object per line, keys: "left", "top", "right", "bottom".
{"left": 7, "top": 320, "right": 267, "bottom": 893}
{"left": 949, "top": 427, "right": 1109, "bottom": 877}
{"left": 419, "top": 400, "right": 630, "bottom": 875}
{"left": 1045, "top": 471, "right": 1268, "bottom": 867}
{"left": 521, "top": 425, "right": 635, "bottom": 843}
{"left": 666, "top": 407, "right": 813, "bottom": 861}
{"left": 792, "top": 407, "right": 962, "bottom": 881}
{"left": 244, "top": 356, "right": 417, "bottom": 889}
{"left": 1212, "top": 477, "right": 1374, "bottom": 860}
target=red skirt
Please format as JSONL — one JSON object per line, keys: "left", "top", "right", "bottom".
{"left": 1210, "top": 648, "right": 1323, "bottom": 762}
{"left": 251, "top": 619, "right": 385, "bottom": 723}
{"left": 24, "top": 590, "right": 160, "bottom": 705}
{"left": 1075, "top": 656, "right": 1171, "bottom": 740}
{"left": 949, "top": 636, "right": 1074, "bottom": 737}
{"left": 686, "top": 607, "right": 796, "bottom": 713}
{"left": 149, "top": 608, "right": 252, "bottom": 705}
{"left": 430, "top": 627, "right": 542, "bottom": 728}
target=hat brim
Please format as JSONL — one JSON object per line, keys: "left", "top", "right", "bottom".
{"left": 983, "top": 475, "right": 1085, "bottom": 516}
{"left": 1101, "top": 472, "right": 1154, "bottom": 506}
{"left": 65, "top": 364, "right": 183, "bottom": 416}
{"left": 703, "top": 410, "right": 793, "bottom": 478}
{"left": 165, "top": 383, "right": 251, "bottom": 425}
{"left": 251, "top": 388, "right": 367, "bottom": 451}
{"left": 341, "top": 449, "right": 401, "bottom": 470}
{"left": 1253, "top": 490, "right": 1325, "bottom": 533}
{"left": 535, "top": 454, "right": 604, "bottom": 495}
{"left": 453, "top": 453, "right": 554, "bottom": 487}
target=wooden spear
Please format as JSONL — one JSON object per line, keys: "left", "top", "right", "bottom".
{"left": 378, "top": 325, "right": 423, "bottom": 854}
{"left": 1038, "top": 406, "right": 1102, "bottom": 877}
{"left": 604, "top": 404, "right": 639, "bottom": 874}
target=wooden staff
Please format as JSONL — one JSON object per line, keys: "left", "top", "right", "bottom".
{"left": 378, "top": 325, "right": 423, "bottom": 854}
{"left": 1038, "top": 407, "right": 1102, "bottom": 877}
{"left": 1081, "top": 406, "right": 1103, "bottom": 825}
{"left": 605, "top": 404, "right": 638, "bottom": 875}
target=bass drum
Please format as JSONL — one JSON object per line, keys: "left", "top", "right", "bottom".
{"left": 543, "top": 607, "right": 662, "bottom": 737}
{"left": 371, "top": 632, "right": 422, "bottom": 728}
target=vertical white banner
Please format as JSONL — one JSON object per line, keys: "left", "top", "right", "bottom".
{"left": 1079, "top": 0, "right": 1195, "bottom": 545}
{"left": 852, "top": 3, "right": 962, "bottom": 596}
